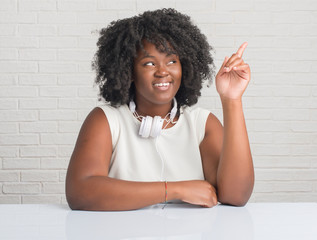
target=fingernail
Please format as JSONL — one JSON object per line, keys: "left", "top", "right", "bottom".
{"left": 233, "top": 66, "right": 237, "bottom": 70}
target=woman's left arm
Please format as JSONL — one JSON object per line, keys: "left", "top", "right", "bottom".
{"left": 200, "top": 42, "right": 254, "bottom": 206}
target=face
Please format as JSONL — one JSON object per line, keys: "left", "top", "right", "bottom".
{"left": 133, "top": 40, "right": 182, "bottom": 108}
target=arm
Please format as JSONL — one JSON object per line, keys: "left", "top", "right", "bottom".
{"left": 200, "top": 43, "right": 254, "bottom": 206}
{"left": 66, "top": 107, "right": 217, "bottom": 211}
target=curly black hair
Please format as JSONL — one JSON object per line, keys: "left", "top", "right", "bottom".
{"left": 92, "top": 8, "right": 215, "bottom": 107}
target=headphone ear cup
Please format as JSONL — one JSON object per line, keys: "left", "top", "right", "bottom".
{"left": 139, "top": 116, "right": 153, "bottom": 138}
{"left": 150, "top": 116, "right": 164, "bottom": 138}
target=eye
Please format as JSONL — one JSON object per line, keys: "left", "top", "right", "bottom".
{"left": 144, "top": 62, "right": 155, "bottom": 66}
{"left": 167, "top": 60, "right": 177, "bottom": 65}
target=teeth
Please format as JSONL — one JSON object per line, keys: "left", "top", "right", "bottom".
{"left": 154, "top": 83, "right": 170, "bottom": 87}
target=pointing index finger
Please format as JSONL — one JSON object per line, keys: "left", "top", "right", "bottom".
{"left": 236, "top": 42, "right": 248, "bottom": 58}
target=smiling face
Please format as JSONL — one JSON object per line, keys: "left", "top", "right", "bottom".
{"left": 132, "top": 40, "right": 182, "bottom": 113}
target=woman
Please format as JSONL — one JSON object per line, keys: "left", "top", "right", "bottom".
{"left": 66, "top": 8, "right": 254, "bottom": 211}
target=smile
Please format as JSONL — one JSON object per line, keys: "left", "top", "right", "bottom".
{"left": 153, "top": 82, "right": 170, "bottom": 87}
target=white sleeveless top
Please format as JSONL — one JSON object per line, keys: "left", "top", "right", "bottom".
{"left": 98, "top": 104, "right": 210, "bottom": 182}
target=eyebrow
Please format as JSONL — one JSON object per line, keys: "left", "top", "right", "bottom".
{"left": 139, "top": 53, "right": 177, "bottom": 61}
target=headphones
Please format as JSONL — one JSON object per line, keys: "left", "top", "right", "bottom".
{"left": 129, "top": 98, "right": 178, "bottom": 138}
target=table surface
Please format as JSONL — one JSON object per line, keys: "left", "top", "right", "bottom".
{"left": 0, "top": 202, "right": 317, "bottom": 240}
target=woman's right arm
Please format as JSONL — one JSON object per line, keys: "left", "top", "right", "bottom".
{"left": 65, "top": 108, "right": 217, "bottom": 211}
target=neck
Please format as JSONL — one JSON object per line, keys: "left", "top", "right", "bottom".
{"left": 134, "top": 99, "right": 174, "bottom": 119}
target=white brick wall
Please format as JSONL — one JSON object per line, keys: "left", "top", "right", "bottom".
{"left": 0, "top": 0, "right": 317, "bottom": 204}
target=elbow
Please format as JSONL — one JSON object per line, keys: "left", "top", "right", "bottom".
{"left": 219, "top": 194, "right": 250, "bottom": 207}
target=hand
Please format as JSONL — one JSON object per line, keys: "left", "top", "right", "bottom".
{"left": 215, "top": 42, "right": 251, "bottom": 100}
{"left": 178, "top": 180, "right": 218, "bottom": 208}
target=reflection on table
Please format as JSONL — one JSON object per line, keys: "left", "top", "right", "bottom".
{"left": 0, "top": 202, "right": 316, "bottom": 239}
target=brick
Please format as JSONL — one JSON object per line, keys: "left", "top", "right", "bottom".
{"left": 0, "top": 110, "right": 38, "bottom": 121}
{"left": 41, "top": 133, "right": 77, "bottom": 145}
{"left": 59, "top": 170, "right": 67, "bottom": 182}
{"left": 18, "top": 25, "right": 57, "bottom": 36}
{"left": 215, "top": 0, "right": 253, "bottom": 11}
{"left": 292, "top": 24, "right": 317, "bottom": 36}
{"left": 20, "top": 122, "right": 57, "bottom": 133}
{"left": 0, "top": 74, "right": 17, "bottom": 85}
{"left": 38, "top": 12, "right": 77, "bottom": 24}
{"left": 0, "top": 49, "right": 18, "bottom": 60}
{"left": 273, "top": 12, "right": 310, "bottom": 24}
{"left": 249, "top": 132, "right": 273, "bottom": 144}
{"left": 0, "top": 99, "right": 17, "bottom": 110}
{"left": 19, "top": 99, "right": 57, "bottom": 109}
{"left": 191, "top": 13, "right": 230, "bottom": 24}
{"left": 58, "top": 74, "right": 94, "bottom": 85}
{"left": 43, "top": 183, "right": 65, "bottom": 194}
{"left": 39, "top": 62, "right": 78, "bottom": 73}
{"left": 0, "top": 62, "right": 38, "bottom": 73}
{"left": 40, "top": 87, "right": 77, "bottom": 97}
{"left": 19, "top": 0, "right": 56, "bottom": 11}
{"left": 0, "top": 37, "right": 38, "bottom": 48}
{"left": 0, "top": 147, "right": 18, "bottom": 157}
{"left": 252, "top": 144, "right": 291, "bottom": 156}
{"left": 0, "top": 123, "right": 17, "bottom": 134}
{"left": 19, "top": 74, "right": 57, "bottom": 85}
{"left": 58, "top": 49, "right": 95, "bottom": 61}
{"left": 58, "top": 98, "right": 96, "bottom": 109}
{"left": 99, "top": 0, "right": 136, "bottom": 10}
{"left": 59, "top": 24, "right": 100, "bottom": 36}
{"left": 0, "top": 13, "right": 36, "bottom": 23}
{"left": 22, "top": 195, "right": 61, "bottom": 204}
{"left": 0, "top": 24, "right": 16, "bottom": 36}
{"left": 253, "top": 24, "right": 291, "bottom": 36}
{"left": 21, "top": 170, "right": 59, "bottom": 182}
{"left": 3, "top": 158, "right": 40, "bottom": 169}
{"left": 41, "top": 158, "right": 68, "bottom": 169}
{"left": 0, "top": 87, "right": 37, "bottom": 97}
{"left": 0, "top": 0, "right": 17, "bottom": 11}
{"left": 292, "top": 0, "right": 317, "bottom": 10}
{"left": 216, "top": 24, "right": 252, "bottom": 36}
{"left": 40, "top": 110, "right": 77, "bottom": 121}
{"left": 291, "top": 122, "right": 317, "bottom": 132}
{"left": 244, "top": 109, "right": 272, "bottom": 120}
{"left": 0, "top": 196, "right": 21, "bottom": 204}
{"left": 272, "top": 37, "right": 312, "bottom": 49}
{"left": 58, "top": 146, "right": 74, "bottom": 157}
{"left": 58, "top": 1, "right": 97, "bottom": 11}
{"left": 78, "top": 62, "right": 93, "bottom": 73}
{"left": 254, "top": 181, "right": 312, "bottom": 193}
{"left": 235, "top": 12, "right": 271, "bottom": 24}
{"left": 19, "top": 49, "right": 56, "bottom": 61}
{"left": 58, "top": 121, "right": 82, "bottom": 133}
{"left": 77, "top": 12, "right": 117, "bottom": 24}
{"left": 0, "top": 171, "right": 19, "bottom": 181}
{"left": 78, "top": 86, "right": 99, "bottom": 97}
{"left": 273, "top": 133, "right": 312, "bottom": 144}
{"left": 253, "top": 0, "right": 292, "bottom": 12}
{"left": 0, "top": 134, "right": 39, "bottom": 145}
{"left": 40, "top": 37, "right": 77, "bottom": 48}
{"left": 20, "top": 147, "right": 57, "bottom": 157}
{"left": 77, "top": 37, "right": 97, "bottom": 48}
{"left": 254, "top": 156, "right": 311, "bottom": 169}
{"left": 292, "top": 145, "right": 317, "bottom": 156}
{"left": 3, "top": 183, "right": 41, "bottom": 194}
{"left": 272, "top": 109, "right": 309, "bottom": 121}
{"left": 272, "top": 86, "right": 311, "bottom": 97}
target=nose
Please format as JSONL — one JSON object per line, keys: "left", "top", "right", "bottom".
{"left": 155, "top": 64, "right": 169, "bottom": 77}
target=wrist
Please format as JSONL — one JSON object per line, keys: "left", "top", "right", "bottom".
{"left": 167, "top": 182, "right": 181, "bottom": 201}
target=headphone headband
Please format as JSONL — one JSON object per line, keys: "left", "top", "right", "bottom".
{"left": 129, "top": 98, "right": 178, "bottom": 138}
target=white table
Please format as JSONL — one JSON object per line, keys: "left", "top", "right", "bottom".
{"left": 0, "top": 203, "right": 316, "bottom": 239}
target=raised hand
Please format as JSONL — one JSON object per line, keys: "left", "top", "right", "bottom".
{"left": 215, "top": 42, "right": 251, "bottom": 100}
